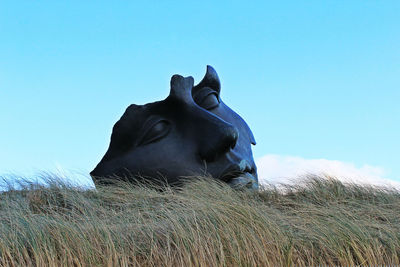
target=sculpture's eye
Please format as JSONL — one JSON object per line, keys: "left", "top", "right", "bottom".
{"left": 138, "top": 119, "right": 170, "bottom": 146}
{"left": 193, "top": 87, "right": 220, "bottom": 110}
{"left": 199, "top": 93, "right": 220, "bottom": 110}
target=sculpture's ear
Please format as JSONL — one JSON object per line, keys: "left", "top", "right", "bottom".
{"left": 193, "top": 65, "right": 221, "bottom": 93}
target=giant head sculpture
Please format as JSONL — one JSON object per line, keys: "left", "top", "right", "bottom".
{"left": 91, "top": 66, "right": 258, "bottom": 189}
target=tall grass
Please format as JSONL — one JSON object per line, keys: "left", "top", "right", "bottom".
{"left": 0, "top": 174, "right": 399, "bottom": 266}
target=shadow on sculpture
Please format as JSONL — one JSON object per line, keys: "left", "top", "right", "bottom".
{"left": 91, "top": 66, "right": 258, "bottom": 189}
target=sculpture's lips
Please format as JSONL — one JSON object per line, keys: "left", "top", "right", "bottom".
{"left": 220, "top": 160, "right": 258, "bottom": 190}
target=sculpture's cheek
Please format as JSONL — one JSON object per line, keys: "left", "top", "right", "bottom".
{"left": 118, "top": 142, "right": 207, "bottom": 183}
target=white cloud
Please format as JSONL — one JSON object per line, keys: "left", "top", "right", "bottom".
{"left": 256, "top": 154, "right": 400, "bottom": 189}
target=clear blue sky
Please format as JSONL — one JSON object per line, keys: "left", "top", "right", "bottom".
{"left": 1, "top": 1, "right": 399, "bottom": 181}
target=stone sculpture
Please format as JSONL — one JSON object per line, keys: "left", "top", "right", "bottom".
{"left": 91, "top": 66, "right": 258, "bottom": 189}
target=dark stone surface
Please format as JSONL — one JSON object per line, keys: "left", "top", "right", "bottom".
{"left": 91, "top": 66, "right": 258, "bottom": 189}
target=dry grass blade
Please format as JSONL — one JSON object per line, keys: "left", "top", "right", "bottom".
{"left": 0, "top": 174, "right": 399, "bottom": 266}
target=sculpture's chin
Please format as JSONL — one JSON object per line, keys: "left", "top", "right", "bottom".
{"left": 227, "top": 172, "right": 258, "bottom": 190}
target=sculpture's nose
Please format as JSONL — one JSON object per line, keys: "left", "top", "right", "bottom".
{"left": 196, "top": 112, "right": 239, "bottom": 162}
{"left": 168, "top": 74, "right": 239, "bottom": 162}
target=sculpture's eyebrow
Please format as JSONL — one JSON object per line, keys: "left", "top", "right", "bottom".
{"left": 195, "top": 65, "right": 221, "bottom": 91}
{"left": 191, "top": 66, "right": 221, "bottom": 98}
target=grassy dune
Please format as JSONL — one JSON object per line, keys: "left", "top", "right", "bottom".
{"left": 0, "top": 175, "right": 399, "bottom": 266}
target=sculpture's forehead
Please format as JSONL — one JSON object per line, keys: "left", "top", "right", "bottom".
{"left": 119, "top": 75, "right": 196, "bottom": 129}
{"left": 119, "top": 101, "right": 165, "bottom": 128}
